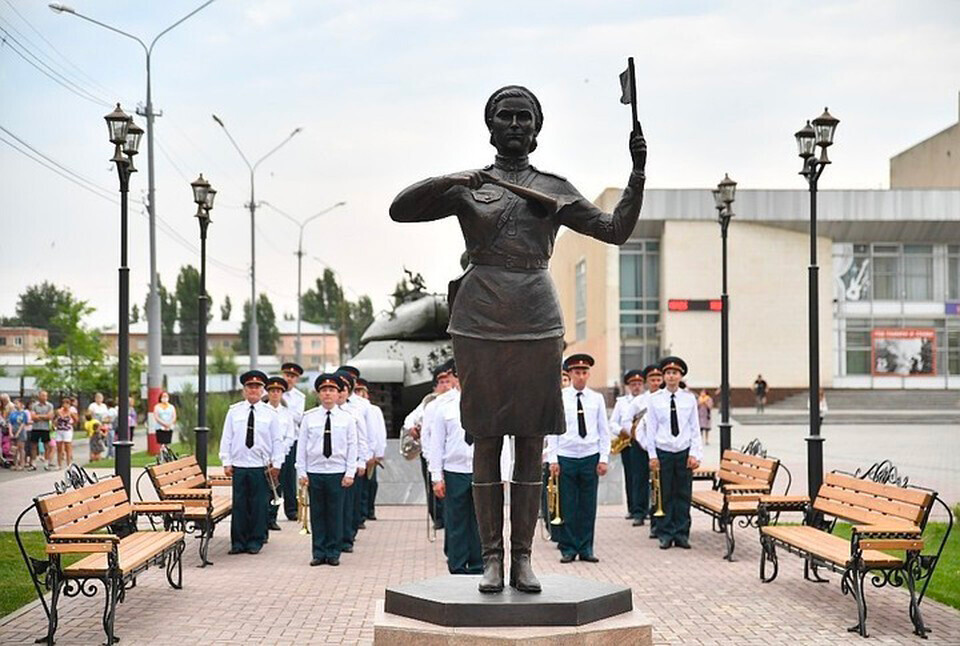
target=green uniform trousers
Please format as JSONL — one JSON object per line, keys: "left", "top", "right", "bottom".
{"left": 232, "top": 467, "right": 268, "bottom": 552}
{"left": 441, "top": 471, "right": 483, "bottom": 574}
{"left": 309, "top": 472, "right": 345, "bottom": 561}
{"left": 557, "top": 454, "right": 600, "bottom": 559}
{"left": 655, "top": 448, "right": 692, "bottom": 543}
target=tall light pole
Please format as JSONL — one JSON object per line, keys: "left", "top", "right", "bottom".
{"left": 262, "top": 201, "right": 346, "bottom": 367}
{"left": 712, "top": 174, "right": 736, "bottom": 459}
{"left": 104, "top": 104, "right": 143, "bottom": 495}
{"left": 794, "top": 108, "right": 839, "bottom": 500}
{"left": 211, "top": 115, "right": 302, "bottom": 369}
{"left": 190, "top": 174, "right": 216, "bottom": 478}
{"left": 50, "top": 2, "right": 217, "bottom": 450}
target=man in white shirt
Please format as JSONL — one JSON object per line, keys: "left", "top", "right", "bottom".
{"left": 547, "top": 354, "right": 610, "bottom": 564}
{"left": 265, "top": 376, "right": 297, "bottom": 532}
{"left": 636, "top": 364, "right": 663, "bottom": 539}
{"left": 335, "top": 370, "right": 369, "bottom": 553}
{"left": 280, "top": 362, "right": 306, "bottom": 521}
{"left": 610, "top": 369, "right": 646, "bottom": 525}
{"left": 354, "top": 377, "right": 387, "bottom": 522}
{"left": 220, "top": 370, "right": 284, "bottom": 555}
{"left": 422, "top": 363, "right": 457, "bottom": 530}
{"left": 297, "top": 373, "right": 358, "bottom": 566}
{"left": 428, "top": 365, "right": 483, "bottom": 574}
{"left": 644, "top": 356, "right": 702, "bottom": 550}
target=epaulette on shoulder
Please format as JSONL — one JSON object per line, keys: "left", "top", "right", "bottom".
{"left": 228, "top": 400, "right": 245, "bottom": 410}
{"left": 530, "top": 166, "right": 567, "bottom": 182}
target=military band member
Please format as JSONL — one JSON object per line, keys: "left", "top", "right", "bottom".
{"left": 297, "top": 373, "right": 358, "bottom": 566}
{"left": 644, "top": 356, "right": 702, "bottom": 550}
{"left": 280, "top": 362, "right": 306, "bottom": 521}
{"left": 353, "top": 377, "right": 387, "bottom": 522}
{"left": 547, "top": 354, "right": 610, "bottom": 563}
{"left": 638, "top": 364, "right": 664, "bottom": 539}
{"left": 220, "top": 370, "right": 284, "bottom": 555}
{"left": 337, "top": 366, "right": 373, "bottom": 533}
{"left": 421, "top": 361, "right": 458, "bottom": 553}
{"left": 264, "top": 376, "right": 296, "bottom": 532}
{"left": 402, "top": 382, "right": 443, "bottom": 529}
{"left": 428, "top": 366, "right": 484, "bottom": 574}
{"left": 610, "top": 369, "right": 645, "bottom": 525}
{"left": 334, "top": 370, "right": 369, "bottom": 552}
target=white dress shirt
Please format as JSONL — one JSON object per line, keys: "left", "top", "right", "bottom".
{"left": 626, "top": 392, "right": 650, "bottom": 452}
{"left": 421, "top": 389, "right": 457, "bottom": 468}
{"left": 219, "top": 400, "right": 284, "bottom": 468}
{"left": 547, "top": 386, "right": 610, "bottom": 464}
{"left": 609, "top": 393, "right": 638, "bottom": 434}
{"left": 282, "top": 388, "right": 306, "bottom": 427}
{"left": 340, "top": 398, "right": 370, "bottom": 468}
{"left": 296, "top": 405, "right": 358, "bottom": 478}
{"left": 356, "top": 396, "right": 388, "bottom": 460}
{"left": 642, "top": 388, "right": 703, "bottom": 462}
{"left": 428, "top": 390, "right": 473, "bottom": 482}
{"left": 266, "top": 401, "right": 297, "bottom": 455}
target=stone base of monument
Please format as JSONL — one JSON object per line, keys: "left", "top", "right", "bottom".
{"left": 373, "top": 574, "right": 651, "bottom": 645}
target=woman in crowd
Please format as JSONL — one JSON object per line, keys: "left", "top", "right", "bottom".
{"left": 53, "top": 398, "right": 75, "bottom": 469}
{"left": 154, "top": 392, "right": 177, "bottom": 446}
{"left": 697, "top": 389, "right": 714, "bottom": 446}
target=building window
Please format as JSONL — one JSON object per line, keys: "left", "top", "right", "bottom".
{"left": 619, "top": 239, "right": 660, "bottom": 369}
{"left": 0, "top": 337, "right": 6, "bottom": 346}
{"left": 574, "top": 259, "right": 587, "bottom": 341}
{"left": 948, "top": 245, "right": 960, "bottom": 301}
{"left": 872, "top": 245, "right": 900, "bottom": 300}
{"left": 844, "top": 319, "right": 871, "bottom": 375}
{"left": 903, "top": 245, "right": 933, "bottom": 301}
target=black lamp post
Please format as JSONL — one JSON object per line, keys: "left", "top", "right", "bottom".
{"left": 104, "top": 103, "right": 143, "bottom": 495}
{"left": 713, "top": 173, "right": 736, "bottom": 458}
{"left": 190, "top": 173, "right": 216, "bottom": 476}
{"left": 795, "top": 107, "right": 839, "bottom": 500}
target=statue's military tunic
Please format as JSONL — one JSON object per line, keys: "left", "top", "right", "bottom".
{"left": 390, "top": 156, "right": 644, "bottom": 437}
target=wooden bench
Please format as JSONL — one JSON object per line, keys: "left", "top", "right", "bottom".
{"left": 757, "top": 465, "right": 953, "bottom": 638}
{"left": 690, "top": 446, "right": 789, "bottom": 560}
{"left": 143, "top": 455, "right": 232, "bottom": 567}
{"left": 15, "top": 469, "right": 185, "bottom": 645}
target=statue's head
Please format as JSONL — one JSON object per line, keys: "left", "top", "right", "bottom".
{"left": 484, "top": 85, "right": 543, "bottom": 156}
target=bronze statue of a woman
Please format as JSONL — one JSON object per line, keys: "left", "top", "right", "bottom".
{"left": 390, "top": 85, "right": 646, "bottom": 593}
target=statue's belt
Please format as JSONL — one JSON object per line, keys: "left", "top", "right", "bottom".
{"left": 470, "top": 252, "right": 549, "bottom": 271}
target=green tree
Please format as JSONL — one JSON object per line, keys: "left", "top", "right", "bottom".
{"left": 130, "top": 303, "right": 140, "bottom": 324}
{"left": 301, "top": 268, "right": 343, "bottom": 326}
{"left": 347, "top": 296, "right": 375, "bottom": 356}
{"left": 28, "top": 299, "right": 110, "bottom": 394}
{"left": 174, "top": 265, "right": 211, "bottom": 355}
{"left": 210, "top": 346, "right": 239, "bottom": 376}
{"left": 220, "top": 295, "right": 232, "bottom": 321}
{"left": 236, "top": 294, "right": 280, "bottom": 355}
{"left": 8, "top": 282, "right": 77, "bottom": 347}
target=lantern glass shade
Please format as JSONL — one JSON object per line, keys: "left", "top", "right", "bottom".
{"left": 104, "top": 103, "right": 130, "bottom": 145}
{"left": 123, "top": 120, "right": 144, "bottom": 156}
{"left": 191, "top": 174, "right": 210, "bottom": 206}
{"left": 812, "top": 107, "right": 839, "bottom": 147}
{"left": 795, "top": 121, "right": 816, "bottom": 159}
{"left": 718, "top": 173, "right": 737, "bottom": 204}
{"left": 712, "top": 188, "right": 724, "bottom": 210}
{"left": 204, "top": 187, "right": 217, "bottom": 211}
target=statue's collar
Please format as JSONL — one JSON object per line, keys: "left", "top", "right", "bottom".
{"left": 493, "top": 155, "right": 530, "bottom": 172}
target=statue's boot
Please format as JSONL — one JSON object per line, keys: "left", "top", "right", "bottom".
{"left": 509, "top": 480, "right": 543, "bottom": 593}
{"left": 473, "top": 481, "right": 504, "bottom": 593}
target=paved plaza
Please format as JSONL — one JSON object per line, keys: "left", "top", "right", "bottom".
{"left": 1, "top": 435, "right": 958, "bottom": 646}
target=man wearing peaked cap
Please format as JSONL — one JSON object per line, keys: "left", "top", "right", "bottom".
{"left": 279, "top": 365, "right": 307, "bottom": 522}
{"left": 353, "top": 377, "right": 388, "bottom": 522}
{"left": 264, "top": 377, "right": 295, "bottom": 532}
{"left": 333, "top": 371, "right": 370, "bottom": 553}
{"left": 643, "top": 355, "right": 701, "bottom": 550}
{"left": 639, "top": 363, "right": 664, "bottom": 538}
{"left": 609, "top": 369, "right": 647, "bottom": 526}
{"left": 564, "top": 354, "right": 594, "bottom": 371}
{"left": 337, "top": 365, "right": 360, "bottom": 378}
{"left": 315, "top": 373, "right": 344, "bottom": 391}
{"left": 220, "top": 369, "right": 284, "bottom": 555}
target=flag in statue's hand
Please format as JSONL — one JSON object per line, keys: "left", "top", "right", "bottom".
{"left": 619, "top": 57, "right": 639, "bottom": 134}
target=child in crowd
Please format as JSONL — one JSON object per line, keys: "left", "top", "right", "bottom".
{"left": 9, "top": 400, "right": 29, "bottom": 470}
{"left": 87, "top": 415, "right": 105, "bottom": 462}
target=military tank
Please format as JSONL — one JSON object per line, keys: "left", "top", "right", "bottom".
{"left": 347, "top": 290, "right": 453, "bottom": 438}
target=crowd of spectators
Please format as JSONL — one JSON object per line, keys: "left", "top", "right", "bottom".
{"left": 1, "top": 391, "right": 139, "bottom": 471}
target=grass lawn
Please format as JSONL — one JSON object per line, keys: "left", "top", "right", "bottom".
{"left": 834, "top": 519, "right": 960, "bottom": 611}
{"left": 89, "top": 443, "right": 221, "bottom": 469}
{"left": 0, "top": 531, "right": 84, "bottom": 618}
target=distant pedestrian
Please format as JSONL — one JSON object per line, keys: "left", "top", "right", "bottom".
{"left": 29, "top": 390, "right": 55, "bottom": 470}
{"left": 9, "top": 399, "right": 29, "bottom": 470}
{"left": 128, "top": 396, "right": 138, "bottom": 440}
{"left": 154, "top": 392, "right": 177, "bottom": 446}
{"left": 102, "top": 398, "right": 118, "bottom": 458}
{"left": 697, "top": 390, "right": 714, "bottom": 446}
{"left": 54, "top": 398, "right": 74, "bottom": 469}
{"left": 753, "top": 375, "right": 768, "bottom": 414}
{"left": 818, "top": 388, "right": 828, "bottom": 426}
{"left": 87, "top": 416, "right": 106, "bottom": 462}
{"left": 1, "top": 397, "right": 11, "bottom": 467}
{"left": 87, "top": 392, "right": 108, "bottom": 424}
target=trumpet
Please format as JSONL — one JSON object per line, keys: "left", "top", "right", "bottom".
{"left": 651, "top": 467, "right": 665, "bottom": 517}
{"left": 612, "top": 410, "right": 645, "bottom": 455}
{"left": 297, "top": 480, "right": 310, "bottom": 535}
{"left": 547, "top": 471, "right": 563, "bottom": 526}
{"left": 265, "top": 467, "right": 281, "bottom": 507}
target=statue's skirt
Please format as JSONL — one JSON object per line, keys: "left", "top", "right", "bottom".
{"left": 452, "top": 334, "right": 565, "bottom": 438}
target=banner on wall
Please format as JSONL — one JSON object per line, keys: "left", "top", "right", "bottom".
{"left": 871, "top": 328, "right": 936, "bottom": 376}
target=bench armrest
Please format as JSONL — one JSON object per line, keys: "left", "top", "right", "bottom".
{"left": 163, "top": 487, "right": 213, "bottom": 499}
{"left": 46, "top": 542, "right": 115, "bottom": 555}
{"left": 49, "top": 533, "right": 120, "bottom": 543}
{"left": 206, "top": 475, "right": 232, "bottom": 487}
{"left": 758, "top": 494, "right": 809, "bottom": 509}
{"left": 723, "top": 483, "right": 771, "bottom": 493}
{"left": 852, "top": 524, "right": 921, "bottom": 536}
{"left": 132, "top": 502, "right": 185, "bottom": 514}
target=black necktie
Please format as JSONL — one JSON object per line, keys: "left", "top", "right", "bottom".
{"left": 246, "top": 405, "right": 255, "bottom": 448}
{"left": 670, "top": 394, "right": 680, "bottom": 437}
{"left": 576, "top": 392, "right": 587, "bottom": 438}
{"left": 323, "top": 411, "right": 332, "bottom": 458}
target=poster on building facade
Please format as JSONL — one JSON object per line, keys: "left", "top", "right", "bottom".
{"left": 871, "top": 328, "right": 936, "bottom": 376}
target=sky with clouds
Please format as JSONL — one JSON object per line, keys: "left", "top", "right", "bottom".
{"left": 2, "top": 0, "right": 959, "bottom": 328}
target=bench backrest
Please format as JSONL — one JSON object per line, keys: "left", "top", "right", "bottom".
{"left": 814, "top": 471, "right": 935, "bottom": 529}
{"left": 147, "top": 455, "right": 206, "bottom": 498}
{"left": 35, "top": 476, "right": 131, "bottom": 536}
{"left": 717, "top": 450, "right": 780, "bottom": 488}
